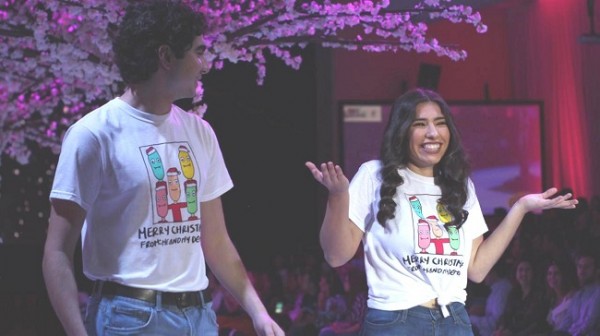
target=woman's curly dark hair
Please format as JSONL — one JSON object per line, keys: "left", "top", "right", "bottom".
{"left": 113, "top": 0, "right": 206, "bottom": 84}
{"left": 377, "top": 88, "right": 470, "bottom": 228}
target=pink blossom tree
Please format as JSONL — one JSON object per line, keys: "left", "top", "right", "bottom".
{"left": 0, "top": 0, "right": 486, "bottom": 164}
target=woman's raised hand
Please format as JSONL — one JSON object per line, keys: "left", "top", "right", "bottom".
{"left": 516, "top": 187, "right": 578, "bottom": 213}
{"left": 305, "top": 161, "right": 349, "bottom": 195}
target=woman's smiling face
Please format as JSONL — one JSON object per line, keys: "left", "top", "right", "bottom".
{"left": 546, "top": 264, "right": 562, "bottom": 290}
{"left": 406, "top": 102, "right": 450, "bottom": 177}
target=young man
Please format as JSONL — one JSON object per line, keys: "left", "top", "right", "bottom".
{"left": 42, "top": 1, "right": 284, "bottom": 335}
{"left": 555, "top": 251, "right": 600, "bottom": 336}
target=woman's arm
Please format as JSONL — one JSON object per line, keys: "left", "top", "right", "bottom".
{"left": 468, "top": 188, "right": 576, "bottom": 283}
{"left": 306, "top": 162, "right": 363, "bottom": 267}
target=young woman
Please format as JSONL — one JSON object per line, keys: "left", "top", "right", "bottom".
{"left": 306, "top": 88, "right": 577, "bottom": 335}
{"left": 493, "top": 259, "right": 550, "bottom": 336}
{"left": 545, "top": 258, "right": 577, "bottom": 331}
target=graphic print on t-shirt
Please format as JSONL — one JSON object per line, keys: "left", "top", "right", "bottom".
{"left": 137, "top": 142, "right": 202, "bottom": 249}
{"left": 409, "top": 194, "right": 462, "bottom": 256}
{"left": 142, "top": 142, "right": 200, "bottom": 224}
{"left": 402, "top": 193, "right": 466, "bottom": 277}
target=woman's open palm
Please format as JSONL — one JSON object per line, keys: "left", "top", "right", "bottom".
{"left": 518, "top": 187, "right": 578, "bottom": 212}
{"left": 305, "top": 161, "right": 349, "bottom": 195}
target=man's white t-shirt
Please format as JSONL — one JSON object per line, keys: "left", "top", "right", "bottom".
{"left": 349, "top": 160, "right": 488, "bottom": 310}
{"left": 50, "top": 98, "right": 233, "bottom": 291}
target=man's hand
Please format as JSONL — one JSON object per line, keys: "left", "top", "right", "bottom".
{"left": 252, "top": 312, "right": 285, "bottom": 336}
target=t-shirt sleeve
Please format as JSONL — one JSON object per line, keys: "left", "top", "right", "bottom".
{"left": 49, "top": 124, "right": 103, "bottom": 212}
{"left": 463, "top": 178, "right": 488, "bottom": 239}
{"left": 198, "top": 120, "right": 233, "bottom": 202}
{"left": 348, "top": 161, "right": 379, "bottom": 232}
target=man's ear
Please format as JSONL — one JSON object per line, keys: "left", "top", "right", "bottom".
{"left": 157, "top": 45, "right": 173, "bottom": 69}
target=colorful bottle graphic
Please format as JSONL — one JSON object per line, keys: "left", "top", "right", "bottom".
{"left": 410, "top": 196, "right": 424, "bottom": 219}
{"left": 417, "top": 219, "right": 431, "bottom": 253}
{"left": 178, "top": 145, "right": 195, "bottom": 179}
{"left": 447, "top": 225, "right": 460, "bottom": 255}
{"left": 185, "top": 179, "right": 198, "bottom": 220}
{"left": 146, "top": 146, "right": 165, "bottom": 180}
{"left": 426, "top": 215, "right": 444, "bottom": 237}
{"left": 166, "top": 167, "right": 186, "bottom": 222}
{"left": 436, "top": 202, "right": 452, "bottom": 224}
{"left": 167, "top": 167, "right": 182, "bottom": 202}
{"left": 155, "top": 181, "right": 168, "bottom": 223}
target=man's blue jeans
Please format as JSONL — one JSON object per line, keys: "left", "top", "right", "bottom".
{"left": 84, "top": 292, "right": 218, "bottom": 335}
{"left": 360, "top": 302, "right": 473, "bottom": 336}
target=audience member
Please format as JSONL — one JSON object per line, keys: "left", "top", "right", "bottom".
{"left": 494, "top": 258, "right": 550, "bottom": 336}
{"left": 287, "top": 270, "right": 320, "bottom": 334}
{"left": 545, "top": 257, "right": 578, "bottom": 331}
{"left": 554, "top": 251, "right": 600, "bottom": 335}
{"left": 318, "top": 266, "right": 367, "bottom": 336}
{"left": 316, "top": 268, "right": 348, "bottom": 328}
{"left": 470, "top": 261, "right": 513, "bottom": 336}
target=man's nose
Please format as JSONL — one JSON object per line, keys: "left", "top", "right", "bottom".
{"left": 199, "top": 57, "right": 211, "bottom": 75}
{"left": 200, "top": 63, "right": 210, "bottom": 75}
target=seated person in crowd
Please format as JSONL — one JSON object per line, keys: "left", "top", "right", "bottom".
{"left": 493, "top": 258, "right": 550, "bottom": 336}
{"left": 470, "top": 261, "right": 513, "bottom": 336}
{"left": 545, "top": 257, "right": 578, "bottom": 331}
{"left": 319, "top": 266, "right": 367, "bottom": 336}
{"left": 553, "top": 251, "right": 600, "bottom": 336}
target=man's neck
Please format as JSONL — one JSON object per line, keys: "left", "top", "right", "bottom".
{"left": 120, "top": 84, "right": 173, "bottom": 115}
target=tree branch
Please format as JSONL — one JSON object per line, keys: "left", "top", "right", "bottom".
{"left": 240, "top": 36, "right": 413, "bottom": 47}
{"left": 0, "top": 27, "right": 33, "bottom": 38}
{"left": 224, "top": 8, "right": 287, "bottom": 39}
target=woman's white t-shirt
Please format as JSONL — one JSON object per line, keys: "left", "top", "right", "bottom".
{"left": 349, "top": 160, "right": 488, "bottom": 310}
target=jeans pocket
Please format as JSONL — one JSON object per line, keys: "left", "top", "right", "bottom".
{"left": 449, "top": 303, "right": 472, "bottom": 327}
{"left": 364, "top": 308, "right": 402, "bottom": 327}
{"left": 103, "top": 297, "right": 155, "bottom": 335}
{"left": 84, "top": 294, "right": 101, "bottom": 334}
{"left": 204, "top": 302, "right": 218, "bottom": 327}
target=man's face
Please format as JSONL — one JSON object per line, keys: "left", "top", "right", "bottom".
{"left": 577, "top": 256, "right": 597, "bottom": 286}
{"left": 168, "top": 36, "right": 209, "bottom": 100}
{"left": 516, "top": 261, "right": 533, "bottom": 288}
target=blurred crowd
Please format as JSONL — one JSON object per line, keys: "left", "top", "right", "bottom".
{"left": 468, "top": 193, "right": 600, "bottom": 336}
{"left": 1, "top": 194, "right": 599, "bottom": 336}
{"left": 213, "top": 193, "right": 600, "bottom": 336}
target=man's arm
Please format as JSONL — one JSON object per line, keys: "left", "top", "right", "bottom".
{"left": 200, "top": 197, "right": 283, "bottom": 336}
{"left": 42, "top": 199, "right": 87, "bottom": 336}
{"left": 569, "top": 287, "right": 600, "bottom": 336}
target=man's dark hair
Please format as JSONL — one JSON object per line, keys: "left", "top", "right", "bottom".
{"left": 575, "top": 249, "right": 598, "bottom": 268}
{"left": 113, "top": 0, "right": 206, "bottom": 84}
